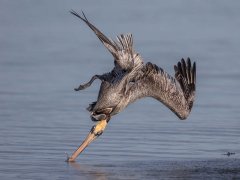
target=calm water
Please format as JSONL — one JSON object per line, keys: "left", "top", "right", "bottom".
{"left": 1, "top": 0, "right": 240, "bottom": 179}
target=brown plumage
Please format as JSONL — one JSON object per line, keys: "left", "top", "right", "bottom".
{"left": 66, "top": 11, "right": 196, "bottom": 162}
{"left": 71, "top": 10, "right": 196, "bottom": 120}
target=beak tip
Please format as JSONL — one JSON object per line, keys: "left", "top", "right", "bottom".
{"left": 66, "top": 157, "right": 75, "bottom": 162}
{"left": 65, "top": 152, "right": 76, "bottom": 162}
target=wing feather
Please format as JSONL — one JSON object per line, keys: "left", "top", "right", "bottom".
{"left": 70, "top": 10, "right": 143, "bottom": 71}
{"left": 70, "top": 10, "right": 118, "bottom": 58}
{"left": 127, "top": 58, "right": 196, "bottom": 120}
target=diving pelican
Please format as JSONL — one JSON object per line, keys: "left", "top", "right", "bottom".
{"left": 67, "top": 10, "right": 196, "bottom": 162}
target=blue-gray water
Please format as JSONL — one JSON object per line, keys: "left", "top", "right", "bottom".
{"left": 1, "top": 0, "right": 240, "bottom": 179}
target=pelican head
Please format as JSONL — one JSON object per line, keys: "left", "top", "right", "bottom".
{"left": 67, "top": 79, "right": 129, "bottom": 162}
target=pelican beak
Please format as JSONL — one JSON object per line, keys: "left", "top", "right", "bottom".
{"left": 66, "top": 119, "right": 108, "bottom": 162}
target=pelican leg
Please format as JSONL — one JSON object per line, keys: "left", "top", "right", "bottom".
{"left": 66, "top": 119, "right": 108, "bottom": 162}
{"left": 74, "top": 75, "right": 103, "bottom": 91}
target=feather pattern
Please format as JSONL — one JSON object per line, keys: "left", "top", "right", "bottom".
{"left": 70, "top": 10, "right": 143, "bottom": 71}
{"left": 71, "top": 11, "right": 196, "bottom": 120}
{"left": 127, "top": 59, "right": 196, "bottom": 119}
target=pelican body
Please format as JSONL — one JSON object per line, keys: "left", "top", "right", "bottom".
{"left": 67, "top": 11, "right": 196, "bottom": 162}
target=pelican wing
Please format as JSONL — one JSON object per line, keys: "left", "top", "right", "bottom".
{"left": 127, "top": 58, "right": 196, "bottom": 120}
{"left": 70, "top": 10, "right": 143, "bottom": 71}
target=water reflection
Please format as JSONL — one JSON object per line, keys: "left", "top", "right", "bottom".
{"left": 69, "top": 162, "right": 109, "bottom": 180}
{"left": 68, "top": 159, "right": 240, "bottom": 179}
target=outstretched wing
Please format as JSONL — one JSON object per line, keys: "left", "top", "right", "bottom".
{"left": 127, "top": 58, "right": 196, "bottom": 120}
{"left": 70, "top": 10, "right": 143, "bottom": 71}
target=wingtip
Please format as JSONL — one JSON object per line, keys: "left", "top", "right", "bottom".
{"left": 187, "top": 57, "right": 191, "bottom": 66}
{"left": 69, "top": 9, "right": 77, "bottom": 16}
{"left": 70, "top": 9, "right": 88, "bottom": 22}
{"left": 193, "top": 61, "right": 196, "bottom": 84}
{"left": 81, "top": 10, "right": 88, "bottom": 20}
{"left": 174, "top": 65, "right": 178, "bottom": 72}
{"left": 193, "top": 61, "right": 196, "bottom": 67}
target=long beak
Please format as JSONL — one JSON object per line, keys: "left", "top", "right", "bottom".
{"left": 67, "top": 119, "right": 108, "bottom": 162}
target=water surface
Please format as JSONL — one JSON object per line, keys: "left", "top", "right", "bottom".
{"left": 0, "top": 0, "right": 240, "bottom": 179}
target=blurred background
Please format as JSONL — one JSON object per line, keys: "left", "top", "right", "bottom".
{"left": 0, "top": 0, "right": 240, "bottom": 179}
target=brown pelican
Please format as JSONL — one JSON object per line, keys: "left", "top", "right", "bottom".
{"left": 67, "top": 10, "right": 196, "bottom": 162}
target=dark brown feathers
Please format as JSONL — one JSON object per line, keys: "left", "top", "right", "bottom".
{"left": 70, "top": 10, "right": 143, "bottom": 71}
{"left": 174, "top": 58, "right": 196, "bottom": 102}
{"left": 70, "top": 10, "right": 118, "bottom": 59}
